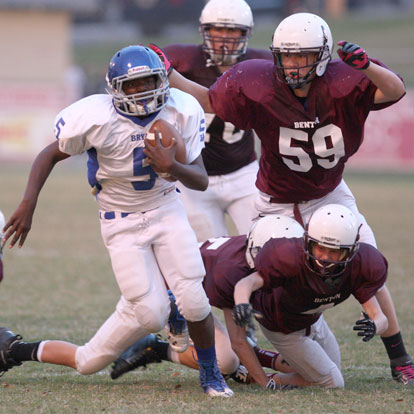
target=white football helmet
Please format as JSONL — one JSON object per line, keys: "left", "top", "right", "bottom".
{"left": 305, "top": 204, "right": 360, "bottom": 278}
{"left": 199, "top": 0, "right": 253, "bottom": 66}
{"left": 246, "top": 215, "right": 304, "bottom": 268}
{"left": 0, "top": 209, "right": 5, "bottom": 257}
{"left": 270, "top": 13, "right": 333, "bottom": 88}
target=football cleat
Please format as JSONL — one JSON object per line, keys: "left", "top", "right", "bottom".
{"left": 230, "top": 364, "right": 252, "bottom": 384}
{"left": 198, "top": 359, "right": 234, "bottom": 397}
{"left": 0, "top": 327, "right": 23, "bottom": 377}
{"left": 391, "top": 360, "right": 414, "bottom": 385}
{"left": 165, "top": 290, "right": 189, "bottom": 353}
{"left": 111, "top": 334, "right": 165, "bottom": 380}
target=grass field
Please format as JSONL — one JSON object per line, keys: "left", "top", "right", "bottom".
{"left": 1, "top": 164, "right": 414, "bottom": 413}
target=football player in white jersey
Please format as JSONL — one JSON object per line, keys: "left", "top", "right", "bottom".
{"left": 1, "top": 45, "right": 233, "bottom": 397}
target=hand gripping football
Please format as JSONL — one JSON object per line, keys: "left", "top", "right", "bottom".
{"left": 146, "top": 119, "right": 187, "bottom": 179}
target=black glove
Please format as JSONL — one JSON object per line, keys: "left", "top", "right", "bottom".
{"left": 232, "top": 303, "right": 253, "bottom": 327}
{"left": 148, "top": 43, "right": 173, "bottom": 76}
{"left": 337, "top": 41, "right": 370, "bottom": 70}
{"left": 232, "top": 303, "right": 263, "bottom": 328}
{"left": 353, "top": 311, "right": 376, "bottom": 342}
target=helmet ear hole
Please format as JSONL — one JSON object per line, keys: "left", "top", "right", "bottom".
{"left": 245, "top": 215, "right": 304, "bottom": 268}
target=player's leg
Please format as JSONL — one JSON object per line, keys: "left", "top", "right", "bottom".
{"left": 171, "top": 314, "right": 239, "bottom": 375}
{"left": 100, "top": 212, "right": 171, "bottom": 333}
{"left": 154, "top": 200, "right": 233, "bottom": 397}
{"left": 224, "top": 161, "right": 259, "bottom": 235}
{"left": 259, "top": 317, "right": 344, "bottom": 388}
{"left": 111, "top": 312, "right": 240, "bottom": 381}
{"left": 176, "top": 180, "right": 227, "bottom": 241}
{"left": 0, "top": 296, "right": 149, "bottom": 376}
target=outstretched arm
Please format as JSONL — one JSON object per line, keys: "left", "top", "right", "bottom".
{"left": 337, "top": 41, "right": 406, "bottom": 103}
{"left": 169, "top": 70, "right": 213, "bottom": 113}
{"left": 3, "top": 140, "right": 70, "bottom": 248}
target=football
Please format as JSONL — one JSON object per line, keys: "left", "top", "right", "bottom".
{"left": 147, "top": 119, "right": 186, "bottom": 165}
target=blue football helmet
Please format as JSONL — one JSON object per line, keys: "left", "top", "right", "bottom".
{"left": 106, "top": 45, "right": 169, "bottom": 117}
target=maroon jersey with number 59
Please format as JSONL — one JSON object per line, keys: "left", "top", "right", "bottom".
{"left": 209, "top": 58, "right": 402, "bottom": 202}
{"left": 200, "top": 235, "right": 387, "bottom": 334}
{"left": 164, "top": 44, "right": 272, "bottom": 175}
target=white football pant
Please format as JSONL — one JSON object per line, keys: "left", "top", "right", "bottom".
{"left": 177, "top": 161, "right": 259, "bottom": 241}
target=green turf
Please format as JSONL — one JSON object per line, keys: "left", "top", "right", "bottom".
{"left": 1, "top": 164, "right": 414, "bottom": 413}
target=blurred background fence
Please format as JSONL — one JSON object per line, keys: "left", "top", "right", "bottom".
{"left": 0, "top": 0, "right": 413, "bottom": 170}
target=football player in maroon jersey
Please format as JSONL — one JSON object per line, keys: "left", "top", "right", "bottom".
{"left": 159, "top": 11, "right": 413, "bottom": 385}
{"left": 109, "top": 215, "right": 303, "bottom": 388}
{"left": 233, "top": 204, "right": 389, "bottom": 388}
{"left": 162, "top": 0, "right": 272, "bottom": 242}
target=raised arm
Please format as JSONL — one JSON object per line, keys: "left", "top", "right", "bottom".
{"left": 3, "top": 140, "right": 70, "bottom": 248}
{"left": 337, "top": 41, "right": 406, "bottom": 103}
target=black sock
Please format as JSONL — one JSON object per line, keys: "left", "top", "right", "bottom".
{"left": 10, "top": 341, "right": 41, "bottom": 362}
{"left": 155, "top": 339, "right": 169, "bottom": 361}
{"left": 381, "top": 332, "right": 409, "bottom": 362}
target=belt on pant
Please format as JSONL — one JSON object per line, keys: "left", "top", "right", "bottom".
{"left": 99, "top": 211, "right": 132, "bottom": 220}
{"left": 268, "top": 198, "right": 305, "bottom": 228}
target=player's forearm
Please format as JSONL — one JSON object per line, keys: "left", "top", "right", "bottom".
{"left": 169, "top": 162, "right": 208, "bottom": 191}
{"left": 22, "top": 142, "right": 69, "bottom": 204}
{"left": 365, "top": 62, "right": 406, "bottom": 103}
{"left": 169, "top": 70, "right": 213, "bottom": 113}
{"left": 223, "top": 309, "right": 268, "bottom": 387}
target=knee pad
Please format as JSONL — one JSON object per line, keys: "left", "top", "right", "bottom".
{"left": 75, "top": 345, "right": 114, "bottom": 375}
{"left": 133, "top": 298, "right": 170, "bottom": 332}
{"left": 319, "top": 366, "right": 344, "bottom": 388}
{"left": 217, "top": 352, "right": 240, "bottom": 376}
{"left": 173, "top": 280, "right": 211, "bottom": 322}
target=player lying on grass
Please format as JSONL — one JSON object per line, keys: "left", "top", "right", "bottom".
{"left": 111, "top": 205, "right": 412, "bottom": 388}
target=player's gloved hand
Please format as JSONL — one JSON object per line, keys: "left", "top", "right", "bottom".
{"left": 232, "top": 303, "right": 263, "bottom": 327}
{"left": 353, "top": 311, "right": 376, "bottom": 342}
{"left": 148, "top": 43, "right": 173, "bottom": 76}
{"left": 337, "top": 41, "right": 370, "bottom": 70}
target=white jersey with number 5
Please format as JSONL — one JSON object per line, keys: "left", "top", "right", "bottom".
{"left": 54, "top": 88, "right": 206, "bottom": 212}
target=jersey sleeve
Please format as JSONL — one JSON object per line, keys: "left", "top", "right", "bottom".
{"left": 54, "top": 95, "right": 112, "bottom": 156}
{"left": 254, "top": 238, "right": 287, "bottom": 291}
{"left": 209, "top": 61, "right": 254, "bottom": 131}
{"left": 352, "top": 244, "right": 388, "bottom": 305}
